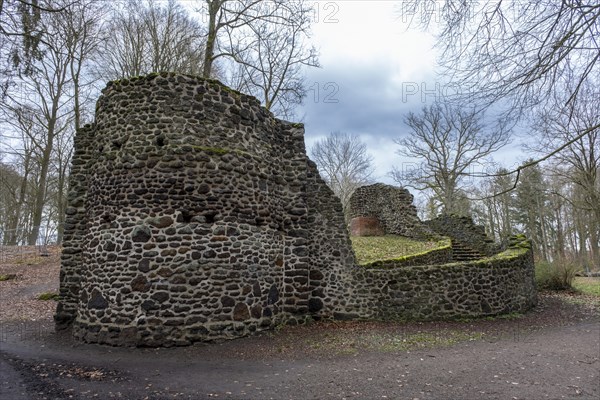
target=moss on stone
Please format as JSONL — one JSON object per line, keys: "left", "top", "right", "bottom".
{"left": 190, "top": 145, "right": 230, "bottom": 155}
{"left": 361, "top": 243, "right": 452, "bottom": 269}
{"left": 188, "top": 145, "right": 256, "bottom": 158}
{"left": 352, "top": 235, "right": 451, "bottom": 266}
{"left": 38, "top": 292, "right": 60, "bottom": 301}
{"left": 205, "top": 78, "right": 245, "bottom": 97}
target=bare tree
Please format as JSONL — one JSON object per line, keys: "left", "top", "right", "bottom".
{"left": 533, "top": 83, "right": 600, "bottom": 266}
{"left": 391, "top": 103, "right": 511, "bottom": 215}
{"left": 310, "top": 132, "right": 374, "bottom": 220}
{"left": 1, "top": 0, "right": 47, "bottom": 75}
{"left": 199, "top": 0, "right": 286, "bottom": 78}
{"left": 514, "top": 162, "right": 556, "bottom": 261}
{"left": 0, "top": 106, "right": 38, "bottom": 245}
{"left": 225, "top": 1, "right": 319, "bottom": 118}
{"left": 472, "top": 169, "right": 515, "bottom": 241}
{"left": 97, "top": 0, "right": 207, "bottom": 80}
{"left": 63, "top": 0, "right": 104, "bottom": 131}
{"left": 403, "top": 1, "right": 600, "bottom": 117}
{"left": 1, "top": 0, "right": 101, "bottom": 244}
{"left": 198, "top": 0, "right": 319, "bottom": 118}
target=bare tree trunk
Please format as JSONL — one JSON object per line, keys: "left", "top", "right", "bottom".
{"left": 3, "top": 155, "right": 31, "bottom": 245}
{"left": 554, "top": 203, "right": 565, "bottom": 260}
{"left": 589, "top": 219, "right": 600, "bottom": 269}
{"left": 55, "top": 162, "right": 67, "bottom": 244}
{"left": 202, "top": 0, "right": 220, "bottom": 78}
{"left": 28, "top": 115, "right": 57, "bottom": 245}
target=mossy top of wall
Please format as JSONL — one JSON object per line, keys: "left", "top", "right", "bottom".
{"left": 92, "top": 73, "right": 306, "bottom": 169}
{"left": 354, "top": 234, "right": 530, "bottom": 271}
{"left": 104, "top": 73, "right": 248, "bottom": 104}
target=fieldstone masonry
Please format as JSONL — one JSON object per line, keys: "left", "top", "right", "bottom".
{"left": 56, "top": 73, "right": 536, "bottom": 346}
{"left": 425, "top": 214, "right": 499, "bottom": 256}
{"left": 348, "top": 183, "right": 432, "bottom": 238}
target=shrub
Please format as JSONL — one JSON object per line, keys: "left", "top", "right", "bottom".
{"left": 535, "top": 261, "right": 579, "bottom": 290}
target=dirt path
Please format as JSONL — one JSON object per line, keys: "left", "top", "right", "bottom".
{"left": 1, "top": 317, "right": 598, "bottom": 400}
{"left": 1, "top": 247, "right": 599, "bottom": 399}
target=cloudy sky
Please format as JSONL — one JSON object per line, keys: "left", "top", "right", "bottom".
{"left": 177, "top": 0, "right": 529, "bottom": 185}
{"left": 296, "top": 1, "right": 526, "bottom": 184}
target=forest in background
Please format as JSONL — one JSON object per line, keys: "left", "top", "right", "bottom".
{"left": 1, "top": 0, "right": 598, "bottom": 274}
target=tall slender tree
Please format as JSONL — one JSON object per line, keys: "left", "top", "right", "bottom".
{"left": 1, "top": 0, "right": 102, "bottom": 244}
{"left": 197, "top": 0, "right": 319, "bottom": 118}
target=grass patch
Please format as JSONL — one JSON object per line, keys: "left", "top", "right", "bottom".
{"left": 0, "top": 274, "right": 17, "bottom": 281}
{"left": 573, "top": 277, "right": 600, "bottom": 297}
{"left": 483, "top": 312, "right": 523, "bottom": 321}
{"left": 351, "top": 235, "right": 448, "bottom": 265}
{"left": 14, "top": 256, "right": 45, "bottom": 265}
{"left": 37, "top": 292, "right": 60, "bottom": 301}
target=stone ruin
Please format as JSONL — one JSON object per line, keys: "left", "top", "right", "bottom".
{"left": 349, "top": 183, "right": 430, "bottom": 238}
{"left": 424, "top": 214, "right": 499, "bottom": 257}
{"left": 55, "top": 73, "right": 537, "bottom": 346}
{"left": 348, "top": 184, "right": 501, "bottom": 261}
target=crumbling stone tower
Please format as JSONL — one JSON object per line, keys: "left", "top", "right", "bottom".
{"left": 55, "top": 73, "right": 356, "bottom": 346}
{"left": 348, "top": 183, "right": 431, "bottom": 238}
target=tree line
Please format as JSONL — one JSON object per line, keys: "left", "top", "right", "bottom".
{"left": 1, "top": 0, "right": 597, "bottom": 274}
{"left": 0, "top": 0, "right": 319, "bottom": 245}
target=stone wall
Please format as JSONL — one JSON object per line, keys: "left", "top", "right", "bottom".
{"left": 425, "top": 215, "right": 498, "bottom": 256}
{"left": 348, "top": 236, "right": 537, "bottom": 320}
{"left": 348, "top": 184, "right": 431, "bottom": 238}
{"left": 55, "top": 73, "right": 357, "bottom": 346}
{"left": 55, "top": 124, "right": 94, "bottom": 329}
{"left": 56, "top": 73, "right": 537, "bottom": 346}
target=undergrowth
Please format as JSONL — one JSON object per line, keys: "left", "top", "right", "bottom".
{"left": 535, "top": 261, "right": 579, "bottom": 290}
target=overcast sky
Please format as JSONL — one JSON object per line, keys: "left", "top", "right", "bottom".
{"left": 296, "top": 1, "right": 527, "bottom": 184}
{"left": 177, "top": 0, "right": 528, "bottom": 185}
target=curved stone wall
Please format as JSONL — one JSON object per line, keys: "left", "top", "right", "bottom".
{"left": 55, "top": 73, "right": 356, "bottom": 346}
{"left": 348, "top": 236, "right": 537, "bottom": 320}
{"left": 56, "top": 73, "right": 537, "bottom": 346}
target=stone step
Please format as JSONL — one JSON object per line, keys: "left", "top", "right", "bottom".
{"left": 451, "top": 240, "right": 483, "bottom": 261}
